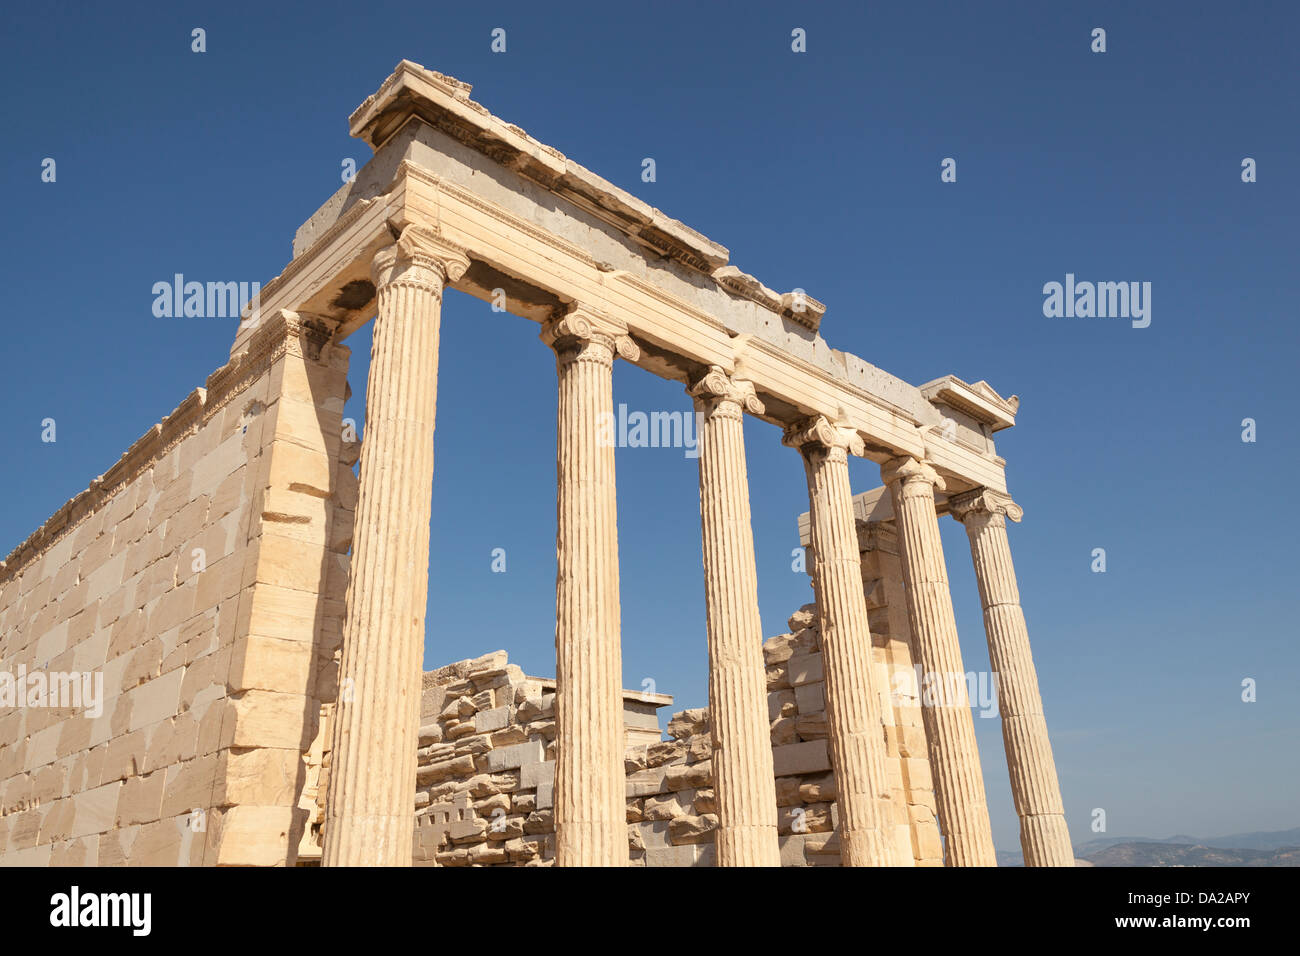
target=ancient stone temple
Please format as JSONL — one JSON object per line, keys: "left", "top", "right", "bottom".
{"left": 0, "top": 61, "right": 1073, "bottom": 867}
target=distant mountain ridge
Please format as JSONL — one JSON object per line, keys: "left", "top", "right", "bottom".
{"left": 994, "top": 826, "right": 1300, "bottom": 867}
{"left": 1075, "top": 826, "right": 1300, "bottom": 855}
{"left": 1084, "top": 842, "right": 1300, "bottom": 867}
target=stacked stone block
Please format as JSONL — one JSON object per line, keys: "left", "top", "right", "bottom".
{"left": 407, "top": 650, "right": 670, "bottom": 867}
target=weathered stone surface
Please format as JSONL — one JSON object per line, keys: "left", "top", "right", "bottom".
{"left": 787, "top": 605, "right": 818, "bottom": 632}
{"left": 664, "top": 761, "right": 712, "bottom": 792}
{"left": 795, "top": 713, "right": 829, "bottom": 740}
{"left": 666, "top": 708, "right": 708, "bottom": 741}
{"left": 418, "top": 754, "right": 476, "bottom": 785}
{"left": 485, "top": 741, "right": 544, "bottom": 772}
{"left": 646, "top": 740, "right": 688, "bottom": 768}
{"left": 669, "top": 813, "right": 718, "bottom": 845}
{"left": 771, "top": 741, "right": 831, "bottom": 777}
{"left": 770, "top": 717, "right": 797, "bottom": 746}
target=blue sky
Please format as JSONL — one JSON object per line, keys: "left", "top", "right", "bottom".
{"left": 2, "top": 1, "right": 1296, "bottom": 851}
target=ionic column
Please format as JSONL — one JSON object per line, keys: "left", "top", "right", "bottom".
{"left": 690, "top": 367, "right": 780, "bottom": 867}
{"left": 784, "top": 417, "right": 906, "bottom": 866}
{"left": 543, "top": 309, "right": 638, "bottom": 867}
{"left": 881, "top": 456, "right": 996, "bottom": 866}
{"left": 949, "top": 489, "right": 1074, "bottom": 867}
{"left": 323, "top": 226, "right": 469, "bottom": 866}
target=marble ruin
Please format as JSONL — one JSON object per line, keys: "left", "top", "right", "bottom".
{"left": 0, "top": 61, "right": 1073, "bottom": 866}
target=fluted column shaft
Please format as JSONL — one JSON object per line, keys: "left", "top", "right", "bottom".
{"left": 545, "top": 311, "right": 637, "bottom": 867}
{"left": 323, "top": 227, "right": 468, "bottom": 866}
{"left": 785, "top": 418, "right": 905, "bottom": 866}
{"left": 691, "top": 368, "right": 780, "bottom": 866}
{"left": 882, "top": 456, "right": 996, "bottom": 866}
{"left": 951, "top": 489, "right": 1073, "bottom": 866}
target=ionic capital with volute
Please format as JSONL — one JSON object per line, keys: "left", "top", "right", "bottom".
{"left": 540, "top": 307, "right": 640, "bottom": 365}
{"left": 880, "top": 454, "right": 946, "bottom": 493}
{"left": 948, "top": 488, "right": 1024, "bottom": 528}
{"left": 371, "top": 224, "right": 471, "bottom": 294}
{"left": 688, "top": 365, "right": 765, "bottom": 419}
{"left": 782, "top": 415, "right": 865, "bottom": 461}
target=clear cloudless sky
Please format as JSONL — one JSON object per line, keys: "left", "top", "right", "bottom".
{"left": 2, "top": 1, "right": 1296, "bottom": 852}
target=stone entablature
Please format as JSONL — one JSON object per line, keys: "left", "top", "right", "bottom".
{"left": 247, "top": 60, "right": 1013, "bottom": 496}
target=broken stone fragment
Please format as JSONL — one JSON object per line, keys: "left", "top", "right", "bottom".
{"left": 667, "top": 707, "right": 708, "bottom": 740}
{"left": 624, "top": 746, "right": 648, "bottom": 774}
{"left": 798, "top": 774, "right": 837, "bottom": 803}
{"left": 439, "top": 696, "right": 476, "bottom": 721}
{"left": 523, "top": 809, "right": 553, "bottom": 835}
{"left": 417, "top": 723, "right": 443, "bottom": 745}
{"left": 664, "top": 760, "right": 711, "bottom": 792}
{"left": 795, "top": 713, "right": 829, "bottom": 740}
{"left": 770, "top": 717, "right": 797, "bottom": 746}
{"left": 646, "top": 739, "right": 688, "bottom": 768}
{"left": 516, "top": 695, "right": 553, "bottom": 723}
{"left": 668, "top": 813, "right": 718, "bottom": 845}
{"left": 787, "top": 604, "right": 818, "bottom": 632}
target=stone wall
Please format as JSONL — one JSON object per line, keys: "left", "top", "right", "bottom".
{"left": 0, "top": 312, "right": 354, "bottom": 866}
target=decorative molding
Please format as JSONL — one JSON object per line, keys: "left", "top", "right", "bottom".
{"left": 358, "top": 63, "right": 728, "bottom": 276}
{"left": 713, "top": 266, "right": 825, "bottom": 332}
{"left": 920, "top": 375, "right": 1019, "bottom": 432}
